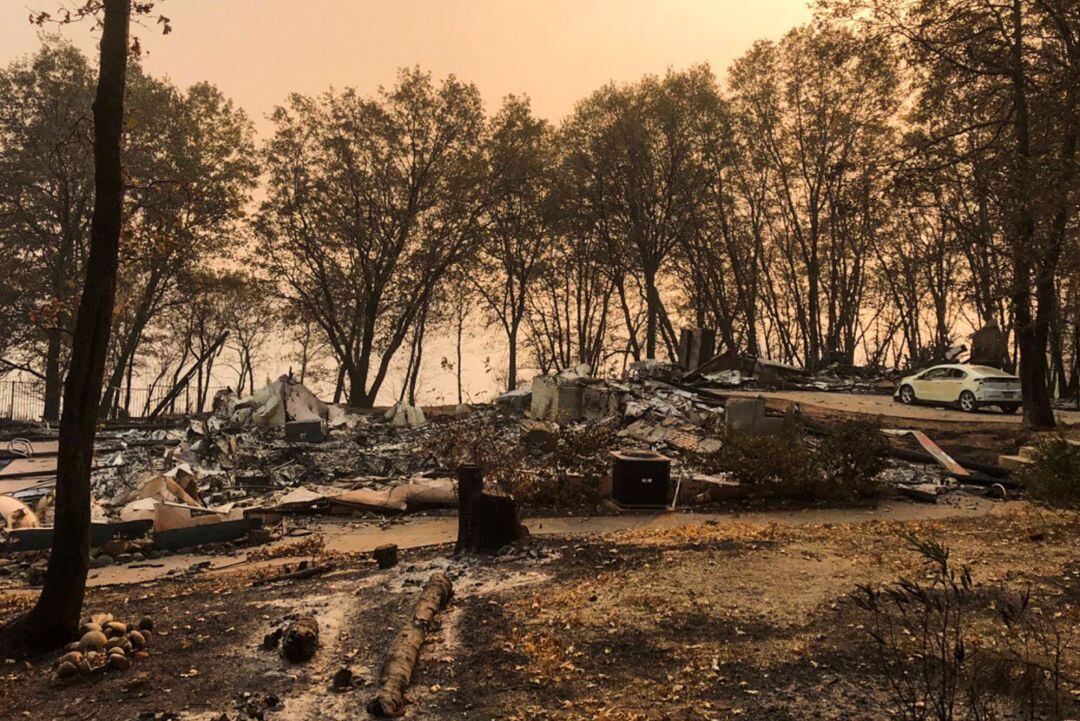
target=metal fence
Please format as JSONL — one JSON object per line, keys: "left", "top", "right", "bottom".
{"left": 0, "top": 380, "right": 227, "bottom": 422}
{"left": 0, "top": 381, "right": 46, "bottom": 422}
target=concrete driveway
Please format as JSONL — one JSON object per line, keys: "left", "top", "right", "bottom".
{"left": 722, "top": 389, "right": 1080, "bottom": 425}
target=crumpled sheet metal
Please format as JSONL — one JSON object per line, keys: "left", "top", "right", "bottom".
{"left": 232, "top": 375, "right": 330, "bottom": 428}
{"left": 329, "top": 477, "right": 456, "bottom": 513}
{"left": 152, "top": 501, "right": 244, "bottom": 532}
{"left": 385, "top": 403, "right": 426, "bottom": 428}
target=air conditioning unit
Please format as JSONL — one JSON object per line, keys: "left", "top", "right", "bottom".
{"left": 610, "top": 450, "right": 671, "bottom": 508}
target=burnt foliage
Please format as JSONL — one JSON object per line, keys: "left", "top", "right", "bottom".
{"left": 852, "top": 533, "right": 1075, "bottom": 721}
{"left": 1019, "top": 436, "right": 1080, "bottom": 508}
{"left": 696, "top": 419, "right": 888, "bottom": 501}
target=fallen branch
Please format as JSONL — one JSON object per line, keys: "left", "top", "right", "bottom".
{"left": 367, "top": 571, "right": 454, "bottom": 717}
{"left": 147, "top": 331, "right": 228, "bottom": 418}
{"left": 251, "top": 563, "right": 333, "bottom": 586}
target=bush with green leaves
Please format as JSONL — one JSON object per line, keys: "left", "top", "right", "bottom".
{"left": 697, "top": 425, "right": 822, "bottom": 500}
{"left": 817, "top": 418, "right": 891, "bottom": 497}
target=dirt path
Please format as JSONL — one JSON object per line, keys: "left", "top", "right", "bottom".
{"left": 313, "top": 496, "right": 1010, "bottom": 554}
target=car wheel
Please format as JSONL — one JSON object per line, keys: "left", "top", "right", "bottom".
{"left": 958, "top": 391, "right": 977, "bottom": 412}
{"left": 898, "top": 384, "right": 916, "bottom": 405}
{"left": 1000, "top": 403, "right": 1020, "bottom": 414}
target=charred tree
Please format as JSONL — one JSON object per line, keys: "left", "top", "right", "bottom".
{"left": 454, "top": 463, "right": 484, "bottom": 554}
{"left": 0, "top": 0, "right": 131, "bottom": 657}
{"left": 459, "top": 493, "right": 527, "bottom": 553}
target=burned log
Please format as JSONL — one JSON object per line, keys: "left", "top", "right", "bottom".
{"left": 281, "top": 615, "right": 319, "bottom": 662}
{"left": 367, "top": 571, "right": 453, "bottom": 717}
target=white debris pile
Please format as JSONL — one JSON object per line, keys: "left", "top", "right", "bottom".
{"left": 223, "top": 374, "right": 332, "bottom": 428}
{"left": 385, "top": 402, "right": 426, "bottom": 428}
{"left": 619, "top": 383, "right": 725, "bottom": 454}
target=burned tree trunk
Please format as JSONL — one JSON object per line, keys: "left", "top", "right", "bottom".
{"left": 459, "top": 493, "right": 527, "bottom": 553}
{"left": 43, "top": 326, "right": 63, "bottom": 422}
{"left": 367, "top": 572, "right": 454, "bottom": 717}
{"left": 0, "top": 0, "right": 130, "bottom": 658}
{"left": 454, "top": 463, "right": 483, "bottom": 554}
{"left": 454, "top": 464, "right": 527, "bottom": 555}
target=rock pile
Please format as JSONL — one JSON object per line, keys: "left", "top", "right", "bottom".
{"left": 54, "top": 613, "right": 153, "bottom": 680}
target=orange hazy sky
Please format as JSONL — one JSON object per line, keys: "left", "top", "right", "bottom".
{"left": 2, "top": 0, "right": 813, "bottom": 132}
{"left": 1, "top": 0, "right": 815, "bottom": 401}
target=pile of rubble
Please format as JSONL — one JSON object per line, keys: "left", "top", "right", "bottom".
{"left": 0, "top": 374, "right": 526, "bottom": 577}
{"left": 0, "top": 349, "right": 1021, "bottom": 580}
{"left": 497, "top": 358, "right": 1017, "bottom": 507}
{"left": 680, "top": 351, "right": 899, "bottom": 394}
{"left": 501, "top": 360, "right": 790, "bottom": 456}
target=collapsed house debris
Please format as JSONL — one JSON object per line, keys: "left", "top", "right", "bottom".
{"left": 0, "top": 341, "right": 1029, "bottom": 591}
{"left": 0, "top": 374, "right": 513, "bottom": 584}
{"left": 682, "top": 351, "right": 900, "bottom": 394}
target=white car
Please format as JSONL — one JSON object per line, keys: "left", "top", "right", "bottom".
{"left": 894, "top": 364, "right": 1022, "bottom": 413}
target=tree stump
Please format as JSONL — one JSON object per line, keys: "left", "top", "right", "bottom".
{"left": 373, "top": 544, "right": 399, "bottom": 569}
{"left": 281, "top": 616, "right": 319, "bottom": 662}
{"left": 454, "top": 464, "right": 483, "bottom": 554}
{"left": 454, "top": 464, "right": 527, "bottom": 554}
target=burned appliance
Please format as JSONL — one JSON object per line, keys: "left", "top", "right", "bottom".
{"left": 611, "top": 450, "right": 672, "bottom": 508}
